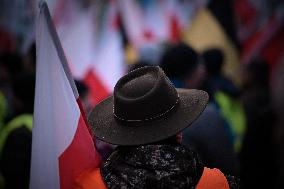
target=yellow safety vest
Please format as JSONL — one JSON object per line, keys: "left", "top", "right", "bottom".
{"left": 0, "top": 114, "right": 33, "bottom": 155}
{"left": 214, "top": 91, "right": 246, "bottom": 152}
{"left": 0, "top": 114, "right": 33, "bottom": 189}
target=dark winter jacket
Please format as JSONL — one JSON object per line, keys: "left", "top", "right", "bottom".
{"left": 100, "top": 144, "right": 239, "bottom": 189}
{"left": 183, "top": 104, "right": 240, "bottom": 176}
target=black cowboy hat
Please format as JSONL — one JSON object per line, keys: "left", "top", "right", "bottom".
{"left": 88, "top": 66, "right": 208, "bottom": 145}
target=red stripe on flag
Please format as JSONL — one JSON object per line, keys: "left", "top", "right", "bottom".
{"left": 52, "top": 0, "right": 66, "bottom": 26}
{"left": 261, "top": 25, "right": 284, "bottom": 67}
{"left": 76, "top": 99, "right": 94, "bottom": 138}
{"left": 83, "top": 69, "right": 110, "bottom": 106}
{"left": 170, "top": 14, "right": 180, "bottom": 42}
{"left": 234, "top": 0, "right": 258, "bottom": 29}
{"left": 143, "top": 29, "right": 155, "bottom": 42}
{"left": 59, "top": 113, "right": 101, "bottom": 189}
{"left": 240, "top": 15, "right": 279, "bottom": 64}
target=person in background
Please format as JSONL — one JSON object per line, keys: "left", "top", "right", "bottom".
{"left": 0, "top": 73, "right": 35, "bottom": 189}
{"left": 160, "top": 43, "right": 240, "bottom": 176}
{"left": 0, "top": 53, "right": 26, "bottom": 123}
{"left": 159, "top": 42, "right": 204, "bottom": 88}
{"left": 201, "top": 48, "right": 240, "bottom": 98}
{"left": 271, "top": 57, "right": 284, "bottom": 188}
{"left": 76, "top": 66, "right": 239, "bottom": 189}
{"left": 0, "top": 53, "right": 28, "bottom": 189}
{"left": 240, "top": 59, "right": 278, "bottom": 189}
{"left": 201, "top": 48, "right": 246, "bottom": 153}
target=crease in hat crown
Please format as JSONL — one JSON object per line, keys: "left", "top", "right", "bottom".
{"left": 113, "top": 66, "right": 180, "bottom": 122}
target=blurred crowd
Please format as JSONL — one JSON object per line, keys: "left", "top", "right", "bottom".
{"left": 0, "top": 0, "right": 284, "bottom": 189}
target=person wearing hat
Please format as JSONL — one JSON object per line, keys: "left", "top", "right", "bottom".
{"left": 75, "top": 66, "right": 239, "bottom": 189}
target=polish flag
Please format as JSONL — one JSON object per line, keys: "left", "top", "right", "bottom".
{"left": 30, "top": 2, "right": 101, "bottom": 189}
{"left": 119, "top": 0, "right": 192, "bottom": 46}
{"left": 118, "top": 0, "right": 144, "bottom": 47}
{"left": 84, "top": 1, "right": 126, "bottom": 105}
{"left": 49, "top": 0, "right": 125, "bottom": 106}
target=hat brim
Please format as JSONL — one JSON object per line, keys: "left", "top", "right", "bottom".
{"left": 88, "top": 89, "right": 208, "bottom": 145}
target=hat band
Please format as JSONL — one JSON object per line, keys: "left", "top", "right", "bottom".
{"left": 113, "top": 95, "right": 180, "bottom": 122}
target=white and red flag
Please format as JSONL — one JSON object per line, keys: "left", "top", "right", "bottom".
{"left": 46, "top": 0, "right": 126, "bottom": 106}
{"left": 30, "top": 2, "right": 101, "bottom": 189}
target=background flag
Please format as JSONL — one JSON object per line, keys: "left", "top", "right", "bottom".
{"left": 30, "top": 2, "right": 101, "bottom": 189}
{"left": 182, "top": 0, "right": 241, "bottom": 84}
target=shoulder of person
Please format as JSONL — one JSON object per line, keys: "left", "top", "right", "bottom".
{"left": 196, "top": 167, "right": 233, "bottom": 189}
{"left": 75, "top": 168, "right": 107, "bottom": 189}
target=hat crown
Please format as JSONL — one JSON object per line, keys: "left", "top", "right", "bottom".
{"left": 114, "top": 66, "right": 178, "bottom": 121}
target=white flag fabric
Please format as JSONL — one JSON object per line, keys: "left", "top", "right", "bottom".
{"left": 92, "top": 1, "right": 126, "bottom": 93}
{"left": 54, "top": 0, "right": 97, "bottom": 80}
{"left": 30, "top": 2, "right": 101, "bottom": 189}
{"left": 118, "top": 0, "right": 144, "bottom": 47}
{"left": 119, "top": 0, "right": 195, "bottom": 47}
{"left": 82, "top": 1, "right": 126, "bottom": 105}
{"left": 46, "top": 0, "right": 126, "bottom": 106}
